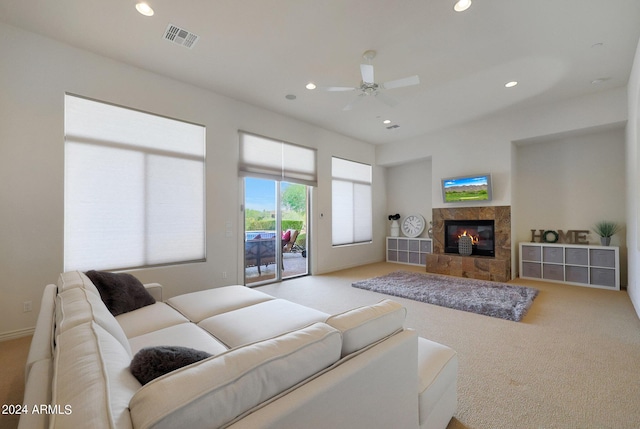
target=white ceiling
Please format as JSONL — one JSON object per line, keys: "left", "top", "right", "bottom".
{"left": 1, "top": 0, "right": 639, "bottom": 145}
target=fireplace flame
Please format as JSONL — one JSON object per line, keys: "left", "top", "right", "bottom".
{"left": 458, "top": 230, "right": 480, "bottom": 245}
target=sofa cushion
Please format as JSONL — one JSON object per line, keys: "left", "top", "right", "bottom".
{"left": 56, "top": 287, "right": 132, "bottom": 356}
{"left": 165, "top": 285, "right": 274, "bottom": 323}
{"left": 85, "top": 270, "right": 156, "bottom": 316}
{"left": 25, "top": 284, "right": 57, "bottom": 380}
{"left": 143, "top": 283, "right": 163, "bottom": 302}
{"left": 129, "top": 322, "right": 342, "bottom": 429}
{"left": 57, "top": 270, "right": 101, "bottom": 296}
{"left": 198, "top": 299, "right": 329, "bottom": 348}
{"left": 130, "top": 346, "right": 212, "bottom": 385}
{"left": 116, "top": 302, "right": 189, "bottom": 339}
{"left": 19, "top": 358, "right": 52, "bottom": 429}
{"left": 50, "top": 322, "right": 141, "bottom": 429}
{"left": 417, "top": 337, "right": 458, "bottom": 427}
{"left": 326, "top": 299, "right": 406, "bottom": 357}
{"left": 128, "top": 323, "right": 228, "bottom": 357}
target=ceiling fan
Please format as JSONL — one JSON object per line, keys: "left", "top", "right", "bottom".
{"left": 318, "top": 50, "right": 420, "bottom": 111}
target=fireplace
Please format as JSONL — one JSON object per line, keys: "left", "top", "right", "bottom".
{"left": 428, "top": 206, "right": 510, "bottom": 281}
{"left": 444, "top": 219, "right": 495, "bottom": 257}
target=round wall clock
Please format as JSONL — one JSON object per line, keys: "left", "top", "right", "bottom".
{"left": 401, "top": 214, "right": 426, "bottom": 238}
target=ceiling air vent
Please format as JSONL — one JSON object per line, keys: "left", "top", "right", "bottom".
{"left": 163, "top": 24, "right": 199, "bottom": 49}
{"left": 386, "top": 124, "right": 400, "bottom": 129}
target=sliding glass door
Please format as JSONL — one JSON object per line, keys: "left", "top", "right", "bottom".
{"left": 244, "top": 177, "right": 308, "bottom": 286}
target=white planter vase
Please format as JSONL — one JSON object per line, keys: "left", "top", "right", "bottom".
{"left": 390, "top": 220, "right": 400, "bottom": 237}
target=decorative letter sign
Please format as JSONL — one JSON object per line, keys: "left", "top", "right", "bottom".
{"left": 530, "top": 229, "right": 544, "bottom": 243}
{"left": 530, "top": 229, "right": 590, "bottom": 244}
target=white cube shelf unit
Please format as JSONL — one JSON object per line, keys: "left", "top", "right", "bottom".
{"left": 387, "top": 237, "right": 432, "bottom": 266}
{"left": 519, "top": 242, "right": 620, "bottom": 290}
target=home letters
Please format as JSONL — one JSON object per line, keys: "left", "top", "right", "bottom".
{"left": 530, "top": 229, "right": 589, "bottom": 244}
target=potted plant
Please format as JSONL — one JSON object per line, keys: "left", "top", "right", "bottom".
{"left": 593, "top": 221, "right": 621, "bottom": 246}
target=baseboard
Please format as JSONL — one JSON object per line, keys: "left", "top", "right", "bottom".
{"left": 314, "top": 258, "right": 387, "bottom": 275}
{"left": 0, "top": 327, "right": 35, "bottom": 342}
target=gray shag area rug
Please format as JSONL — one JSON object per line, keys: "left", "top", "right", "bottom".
{"left": 352, "top": 271, "right": 539, "bottom": 322}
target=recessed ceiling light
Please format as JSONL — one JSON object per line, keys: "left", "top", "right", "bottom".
{"left": 505, "top": 81, "right": 518, "bottom": 88}
{"left": 453, "top": 0, "right": 472, "bottom": 12}
{"left": 383, "top": 119, "right": 391, "bottom": 124}
{"left": 591, "top": 77, "right": 610, "bottom": 85}
{"left": 135, "top": 2, "right": 154, "bottom": 16}
{"left": 305, "top": 83, "right": 317, "bottom": 90}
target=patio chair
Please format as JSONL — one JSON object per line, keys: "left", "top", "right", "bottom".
{"left": 281, "top": 229, "right": 299, "bottom": 270}
{"left": 282, "top": 229, "right": 299, "bottom": 253}
{"left": 245, "top": 236, "right": 276, "bottom": 275}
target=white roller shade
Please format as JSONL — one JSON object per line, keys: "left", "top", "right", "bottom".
{"left": 239, "top": 132, "right": 317, "bottom": 186}
{"left": 64, "top": 94, "right": 206, "bottom": 271}
{"left": 331, "top": 157, "right": 372, "bottom": 246}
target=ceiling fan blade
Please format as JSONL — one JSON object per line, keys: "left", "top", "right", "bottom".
{"left": 318, "top": 86, "right": 357, "bottom": 92}
{"left": 381, "top": 75, "right": 420, "bottom": 90}
{"left": 374, "top": 91, "right": 398, "bottom": 107}
{"left": 360, "top": 64, "right": 374, "bottom": 84}
{"left": 343, "top": 94, "right": 366, "bottom": 111}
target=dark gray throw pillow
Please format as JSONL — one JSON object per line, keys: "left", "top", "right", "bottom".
{"left": 130, "top": 346, "right": 212, "bottom": 385}
{"left": 85, "top": 270, "right": 155, "bottom": 316}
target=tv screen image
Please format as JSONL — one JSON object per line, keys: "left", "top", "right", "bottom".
{"left": 442, "top": 174, "right": 492, "bottom": 203}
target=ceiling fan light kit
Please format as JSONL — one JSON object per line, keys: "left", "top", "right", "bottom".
{"left": 317, "top": 49, "right": 420, "bottom": 111}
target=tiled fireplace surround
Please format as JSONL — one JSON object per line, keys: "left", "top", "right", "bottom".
{"left": 426, "top": 206, "right": 511, "bottom": 282}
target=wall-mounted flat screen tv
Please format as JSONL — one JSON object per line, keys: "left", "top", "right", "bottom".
{"left": 441, "top": 173, "right": 492, "bottom": 203}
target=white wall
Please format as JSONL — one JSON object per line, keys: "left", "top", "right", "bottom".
{"left": 385, "top": 158, "right": 432, "bottom": 237}
{"left": 0, "top": 23, "right": 384, "bottom": 338}
{"left": 625, "top": 36, "right": 640, "bottom": 317}
{"left": 514, "top": 128, "right": 627, "bottom": 283}
{"left": 377, "top": 122, "right": 514, "bottom": 209}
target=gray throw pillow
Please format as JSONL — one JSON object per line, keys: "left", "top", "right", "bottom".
{"left": 85, "top": 270, "right": 155, "bottom": 316}
{"left": 130, "top": 346, "right": 212, "bottom": 385}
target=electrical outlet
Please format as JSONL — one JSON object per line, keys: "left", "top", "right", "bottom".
{"left": 23, "top": 301, "right": 32, "bottom": 312}
{"left": 222, "top": 271, "right": 227, "bottom": 279}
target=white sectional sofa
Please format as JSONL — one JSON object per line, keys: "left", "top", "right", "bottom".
{"left": 19, "top": 271, "right": 458, "bottom": 429}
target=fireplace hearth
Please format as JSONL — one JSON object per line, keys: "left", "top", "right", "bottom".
{"left": 444, "top": 219, "right": 495, "bottom": 257}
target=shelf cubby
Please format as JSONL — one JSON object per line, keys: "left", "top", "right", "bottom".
{"left": 387, "top": 237, "right": 433, "bottom": 267}
{"left": 519, "top": 242, "right": 619, "bottom": 290}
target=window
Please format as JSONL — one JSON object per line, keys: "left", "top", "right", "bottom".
{"left": 64, "top": 94, "right": 206, "bottom": 271}
{"left": 332, "top": 157, "right": 372, "bottom": 246}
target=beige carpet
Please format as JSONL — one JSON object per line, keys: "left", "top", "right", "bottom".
{"left": 2, "top": 262, "right": 639, "bottom": 429}
{"left": 257, "top": 262, "right": 640, "bottom": 429}
{"left": 0, "top": 335, "right": 31, "bottom": 429}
